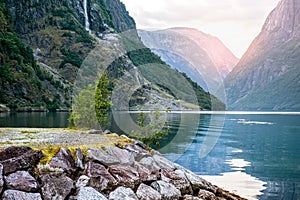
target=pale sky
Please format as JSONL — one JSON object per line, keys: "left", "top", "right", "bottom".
{"left": 120, "top": 0, "right": 280, "bottom": 58}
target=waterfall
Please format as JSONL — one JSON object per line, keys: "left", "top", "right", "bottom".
{"left": 83, "top": 0, "right": 90, "bottom": 31}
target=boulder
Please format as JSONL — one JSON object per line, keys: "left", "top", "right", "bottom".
{"left": 76, "top": 147, "right": 84, "bottom": 170}
{"left": 160, "top": 169, "right": 192, "bottom": 195}
{"left": 49, "top": 148, "right": 77, "bottom": 175}
{"left": 76, "top": 175, "right": 90, "bottom": 188}
{"left": 40, "top": 173, "right": 74, "bottom": 200}
{"left": 88, "top": 129, "right": 103, "bottom": 134}
{"left": 87, "top": 148, "right": 120, "bottom": 167}
{"left": 178, "top": 169, "right": 217, "bottom": 194}
{"left": 2, "top": 190, "right": 42, "bottom": 200}
{"left": 133, "top": 162, "right": 158, "bottom": 182}
{"left": 109, "top": 186, "right": 138, "bottom": 200}
{"left": 136, "top": 183, "right": 161, "bottom": 200}
{"left": 152, "top": 155, "right": 176, "bottom": 170}
{"left": 138, "top": 157, "right": 161, "bottom": 176}
{"left": 183, "top": 195, "right": 202, "bottom": 200}
{"left": 108, "top": 164, "right": 140, "bottom": 189}
{"left": 84, "top": 161, "right": 117, "bottom": 191}
{"left": 77, "top": 187, "right": 108, "bottom": 200}
{"left": 5, "top": 171, "right": 38, "bottom": 192}
{"left": 151, "top": 180, "right": 181, "bottom": 200}
{"left": 105, "top": 146, "right": 134, "bottom": 165}
{"left": 0, "top": 164, "right": 3, "bottom": 193}
{"left": 0, "top": 149, "right": 43, "bottom": 175}
{"left": 123, "top": 144, "right": 151, "bottom": 161}
{"left": 134, "top": 140, "right": 147, "bottom": 149}
{"left": 0, "top": 146, "right": 32, "bottom": 161}
{"left": 198, "top": 189, "right": 218, "bottom": 200}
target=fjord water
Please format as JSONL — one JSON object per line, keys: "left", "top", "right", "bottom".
{"left": 157, "top": 112, "right": 300, "bottom": 200}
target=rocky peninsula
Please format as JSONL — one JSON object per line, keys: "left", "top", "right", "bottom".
{"left": 0, "top": 128, "right": 244, "bottom": 200}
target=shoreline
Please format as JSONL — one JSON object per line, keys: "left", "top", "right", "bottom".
{"left": 0, "top": 128, "right": 245, "bottom": 199}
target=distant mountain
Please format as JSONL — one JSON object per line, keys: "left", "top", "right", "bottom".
{"left": 0, "top": 0, "right": 225, "bottom": 111}
{"left": 138, "top": 28, "right": 238, "bottom": 97}
{"left": 225, "top": 0, "right": 300, "bottom": 111}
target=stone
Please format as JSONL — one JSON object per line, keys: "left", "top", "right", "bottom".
{"left": 133, "top": 162, "right": 158, "bottom": 182}
{"left": 108, "top": 164, "right": 140, "bottom": 189}
{"left": 77, "top": 187, "right": 108, "bottom": 200}
{"left": 103, "top": 129, "right": 112, "bottom": 134}
{"left": 2, "top": 190, "right": 42, "bottom": 200}
{"left": 49, "top": 148, "right": 77, "bottom": 175}
{"left": 88, "top": 148, "right": 120, "bottom": 167}
{"left": 0, "top": 164, "right": 3, "bottom": 193}
{"left": 0, "top": 149, "right": 43, "bottom": 175}
{"left": 198, "top": 189, "right": 218, "bottom": 200}
{"left": 76, "top": 147, "right": 84, "bottom": 170}
{"left": 123, "top": 144, "right": 151, "bottom": 161}
{"left": 180, "top": 169, "right": 217, "bottom": 194}
{"left": 161, "top": 169, "right": 192, "bottom": 195}
{"left": 183, "top": 195, "right": 202, "bottom": 200}
{"left": 84, "top": 161, "right": 117, "bottom": 191}
{"left": 88, "top": 129, "right": 103, "bottom": 134}
{"left": 40, "top": 173, "right": 74, "bottom": 200}
{"left": 138, "top": 157, "right": 161, "bottom": 176}
{"left": 5, "top": 171, "right": 38, "bottom": 192}
{"left": 76, "top": 175, "right": 90, "bottom": 188}
{"left": 152, "top": 155, "right": 176, "bottom": 170}
{"left": 109, "top": 186, "right": 138, "bottom": 200}
{"left": 215, "top": 188, "right": 244, "bottom": 200}
{"left": 136, "top": 183, "right": 161, "bottom": 200}
{"left": 0, "top": 146, "right": 32, "bottom": 161}
{"left": 151, "top": 180, "right": 181, "bottom": 200}
{"left": 105, "top": 146, "right": 134, "bottom": 165}
{"left": 134, "top": 140, "right": 147, "bottom": 149}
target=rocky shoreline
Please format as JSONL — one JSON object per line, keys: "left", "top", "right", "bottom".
{"left": 0, "top": 140, "right": 245, "bottom": 200}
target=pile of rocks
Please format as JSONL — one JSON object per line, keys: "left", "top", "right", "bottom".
{"left": 0, "top": 144, "right": 244, "bottom": 200}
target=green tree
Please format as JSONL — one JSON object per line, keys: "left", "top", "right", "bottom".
{"left": 69, "top": 73, "right": 112, "bottom": 129}
{"left": 95, "top": 72, "right": 112, "bottom": 130}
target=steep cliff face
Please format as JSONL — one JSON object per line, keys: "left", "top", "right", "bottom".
{"left": 138, "top": 28, "right": 238, "bottom": 99}
{"left": 225, "top": 0, "right": 300, "bottom": 111}
{"left": 0, "top": 0, "right": 224, "bottom": 111}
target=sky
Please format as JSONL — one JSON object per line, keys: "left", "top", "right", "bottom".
{"left": 120, "top": 0, "right": 280, "bottom": 58}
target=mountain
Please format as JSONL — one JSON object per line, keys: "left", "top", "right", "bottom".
{"left": 138, "top": 28, "right": 238, "bottom": 98}
{"left": 225, "top": 0, "right": 300, "bottom": 111}
{"left": 0, "top": 0, "right": 225, "bottom": 111}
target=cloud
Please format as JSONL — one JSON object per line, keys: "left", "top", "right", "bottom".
{"left": 121, "top": 0, "right": 280, "bottom": 57}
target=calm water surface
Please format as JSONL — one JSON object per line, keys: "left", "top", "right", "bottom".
{"left": 0, "top": 111, "right": 299, "bottom": 199}
{"left": 156, "top": 112, "right": 300, "bottom": 200}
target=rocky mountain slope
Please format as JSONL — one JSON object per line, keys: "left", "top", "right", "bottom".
{"left": 138, "top": 28, "right": 238, "bottom": 98}
{"left": 225, "top": 0, "right": 300, "bottom": 111}
{"left": 0, "top": 0, "right": 225, "bottom": 111}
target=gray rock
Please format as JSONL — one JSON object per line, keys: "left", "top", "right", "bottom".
{"left": 151, "top": 180, "right": 181, "bottom": 200}
{"left": 134, "top": 140, "right": 147, "bottom": 149}
{"left": 183, "top": 195, "right": 202, "bottom": 200}
{"left": 2, "top": 190, "right": 42, "bottom": 200}
{"left": 0, "top": 164, "right": 3, "bottom": 193}
{"left": 106, "top": 146, "right": 134, "bottom": 165}
{"left": 77, "top": 187, "right": 108, "bottom": 200}
{"left": 161, "top": 169, "right": 192, "bottom": 195}
{"left": 88, "top": 148, "right": 120, "bottom": 167}
{"left": 136, "top": 183, "right": 161, "bottom": 200}
{"left": 109, "top": 186, "right": 138, "bottom": 200}
{"left": 84, "top": 161, "right": 117, "bottom": 191}
{"left": 179, "top": 169, "right": 217, "bottom": 193}
{"left": 0, "top": 146, "right": 32, "bottom": 161}
{"left": 133, "top": 162, "right": 158, "bottom": 182}
{"left": 138, "top": 157, "right": 161, "bottom": 175}
{"left": 103, "top": 129, "right": 112, "bottom": 134}
{"left": 123, "top": 144, "right": 151, "bottom": 161}
{"left": 152, "top": 155, "right": 176, "bottom": 170}
{"left": 0, "top": 149, "right": 43, "bottom": 175}
{"left": 40, "top": 173, "right": 74, "bottom": 200}
{"left": 108, "top": 164, "right": 140, "bottom": 189}
{"left": 49, "top": 148, "right": 77, "bottom": 175}
{"left": 76, "top": 175, "right": 90, "bottom": 188}
{"left": 88, "top": 129, "right": 103, "bottom": 134}
{"left": 76, "top": 147, "right": 84, "bottom": 170}
{"left": 5, "top": 171, "right": 38, "bottom": 192}
{"left": 198, "top": 189, "right": 218, "bottom": 199}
